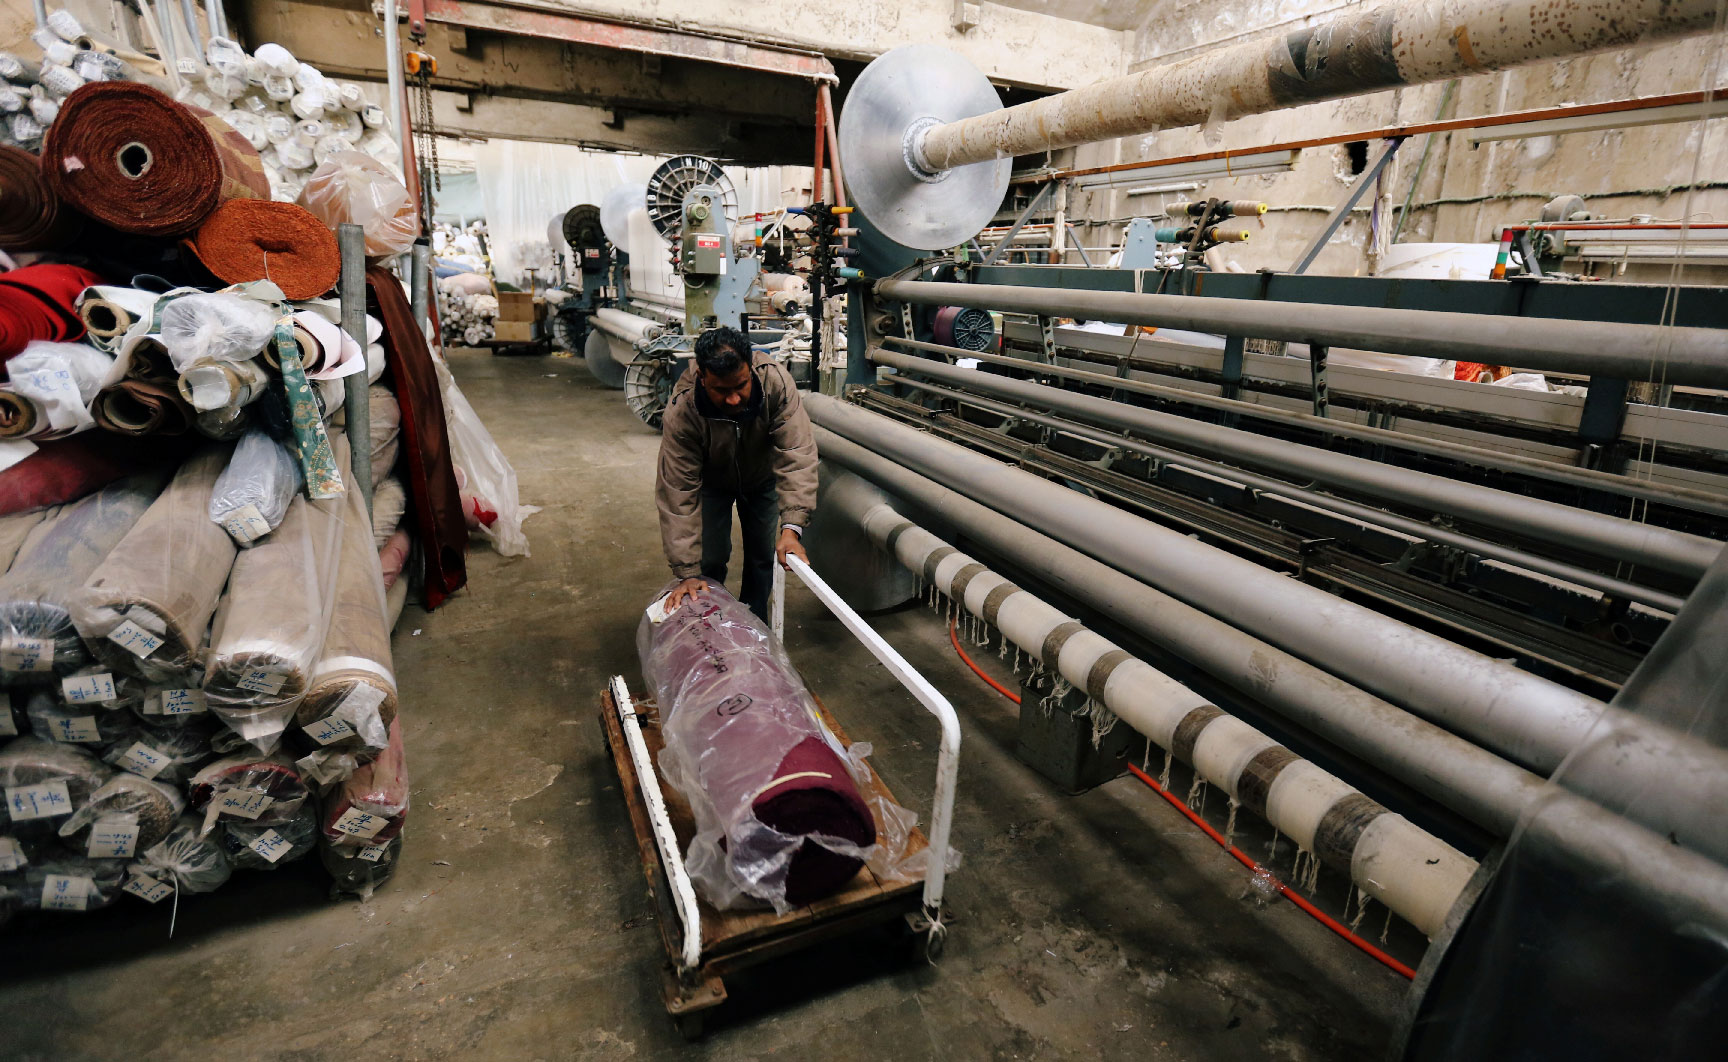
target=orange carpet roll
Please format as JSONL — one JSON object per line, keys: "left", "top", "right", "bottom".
{"left": 186, "top": 200, "right": 341, "bottom": 300}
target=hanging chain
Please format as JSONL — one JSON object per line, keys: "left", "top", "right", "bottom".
{"left": 415, "top": 65, "right": 440, "bottom": 193}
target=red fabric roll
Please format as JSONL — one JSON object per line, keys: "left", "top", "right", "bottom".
{"left": 185, "top": 199, "right": 340, "bottom": 300}
{"left": 41, "top": 82, "right": 270, "bottom": 237}
{"left": 367, "top": 265, "right": 466, "bottom": 609}
{"left": 0, "top": 145, "right": 81, "bottom": 252}
{"left": 0, "top": 263, "right": 105, "bottom": 360}
{"left": 0, "top": 431, "right": 195, "bottom": 516}
{"left": 756, "top": 737, "right": 878, "bottom": 905}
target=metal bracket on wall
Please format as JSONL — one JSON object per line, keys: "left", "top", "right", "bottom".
{"left": 1037, "top": 316, "right": 1056, "bottom": 363}
{"left": 1289, "top": 137, "right": 1406, "bottom": 276}
{"left": 900, "top": 301, "right": 916, "bottom": 346}
{"left": 1310, "top": 343, "right": 1330, "bottom": 418}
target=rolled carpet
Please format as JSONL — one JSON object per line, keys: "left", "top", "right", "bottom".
{"left": 72, "top": 444, "right": 239, "bottom": 683}
{"left": 0, "top": 144, "right": 81, "bottom": 251}
{"left": 639, "top": 584, "right": 878, "bottom": 912}
{"left": 0, "top": 263, "right": 105, "bottom": 360}
{"left": 186, "top": 200, "right": 340, "bottom": 300}
{"left": 41, "top": 82, "right": 269, "bottom": 237}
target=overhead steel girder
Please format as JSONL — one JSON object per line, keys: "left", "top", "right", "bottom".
{"left": 422, "top": 0, "right": 837, "bottom": 82}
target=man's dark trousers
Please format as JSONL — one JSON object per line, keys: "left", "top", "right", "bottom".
{"left": 701, "top": 483, "right": 778, "bottom": 622}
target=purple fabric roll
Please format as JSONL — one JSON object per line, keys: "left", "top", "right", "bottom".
{"left": 638, "top": 584, "right": 876, "bottom": 912}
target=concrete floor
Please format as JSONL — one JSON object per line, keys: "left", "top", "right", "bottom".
{"left": 0, "top": 350, "right": 1407, "bottom": 1060}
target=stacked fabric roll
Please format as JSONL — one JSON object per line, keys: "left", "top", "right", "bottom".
{"left": 438, "top": 291, "right": 498, "bottom": 347}
{"left": 0, "top": 9, "right": 142, "bottom": 153}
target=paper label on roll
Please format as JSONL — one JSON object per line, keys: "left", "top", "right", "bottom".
{"left": 107, "top": 619, "right": 165, "bottom": 659}
{"left": 41, "top": 874, "right": 91, "bottom": 911}
{"left": 125, "top": 874, "right": 173, "bottom": 904}
{"left": 331, "top": 807, "right": 387, "bottom": 839}
{"left": 6, "top": 781, "right": 71, "bottom": 821}
{"left": 87, "top": 817, "right": 140, "bottom": 858}
{"left": 62, "top": 673, "right": 117, "bottom": 704}
{"left": 248, "top": 829, "right": 292, "bottom": 864}
{"left": 213, "top": 789, "right": 274, "bottom": 820}
{"left": 1, "top": 634, "right": 53, "bottom": 672}
{"left": 646, "top": 592, "right": 675, "bottom": 625}
{"left": 0, "top": 836, "right": 26, "bottom": 872}
{"left": 221, "top": 504, "right": 272, "bottom": 545}
{"left": 51, "top": 716, "right": 101, "bottom": 743}
{"left": 116, "top": 741, "right": 171, "bottom": 779}
{"left": 304, "top": 716, "right": 355, "bottom": 746}
{"left": 160, "top": 689, "right": 207, "bottom": 716}
{"left": 237, "top": 669, "right": 287, "bottom": 695}
{"left": 358, "top": 843, "right": 387, "bottom": 863}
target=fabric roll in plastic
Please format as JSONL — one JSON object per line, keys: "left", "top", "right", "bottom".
{"left": 0, "top": 145, "right": 81, "bottom": 251}
{"left": 0, "top": 264, "right": 105, "bottom": 360}
{"left": 75, "top": 287, "right": 157, "bottom": 353}
{"left": 271, "top": 319, "right": 343, "bottom": 500}
{"left": 92, "top": 336, "right": 196, "bottom": 437}
{"left": 207, "top": 428, "right": 302, "bottom": 547}
{"left": 0, "top": 736, "right": 112, "bottom": 839}
{"left": 318, "top": 717, "right": 407, "bottom": 847}
{"left": 639, "top": 585, "right": 879, "bottom": 912}
{"left": 185, "top": 201, "right": 340, "bottom": 301}
{"left": 0, "top": 510, "right": 46, "bottom": 570}
{"left": 73, "top": 444, "right": 239, "bottom": 683}
{"left": 0, "top": 473, "right": 166, "bottom": 682}
{"left": 0, "top": 432, "right": 194, "bottom": 517}
{"left": 371, "top": 477, "right": 405, "bottom": 548}
{"left": 5, "top": 341, "right": 114, "bottom": 440}
{"left": 41, "top": 83, "right": 269, "bottom": 236}
{"left": 368, "top": 266, "right": 465, "bottom": 607}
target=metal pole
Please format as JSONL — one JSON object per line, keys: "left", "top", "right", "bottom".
{"left": 913, "top": 0, "right": 1722, "bottom": 171}
{"left": 203, "top": 0, "right": 226, "bottom": 40}
{"left": 814, "top": 440, "right": 1728, "bottom": 929}
{"left": 875, "top": 276, "right": 1728, "bottom": 394}
{"left": 384, "top": 0, "right": 408, "bottom": 172}
{"left": 410, "top": 240, "right": 431, "bottom": 341}
{"left": 338, "top": 223, "right": 373, "bottom": 523}
{"left": 175, "top": 0, "right": 202, "bottom": 56}
{"left": 890, "top": 375, "right": 1686, "bottom": 613}
{"left": 882, "top": 334, "right": 1728, "bottom": 518}
{"left": 805, "top": 395, "right": 1728, "bottom": 864}
{"left": 1290, "top": 139, "right": 1403, "bottom": 275}
{"left": 982, "top": 183, "right": 1052, "bottom": 266}
{"left": 870, "top": 348, "right": 1722, "bottom": 580}
{"left": 1064, "top": 224, "right": 1093, "bottom": 267}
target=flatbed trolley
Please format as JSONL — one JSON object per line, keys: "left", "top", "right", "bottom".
{"left": 600, "top": 556, "right": 960, "bottom": 1037}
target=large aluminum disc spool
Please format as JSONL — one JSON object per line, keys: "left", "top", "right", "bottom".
{"left": 838, "top": 45, "right": 1010, "bottom": 251}
{"left": 563, "top": 203, "right": 605, "bottom": 251}
{"left": 645, "top": 154, "right": 738, "bottom": 242}
{"left": 546, "top": 211, "right": 567, "bottom": 251}
{"left": 600, "top": 182, "right": 647, "bottom": 255}
{"left": 583, "top": 327, "right": 627, "bottom": 389}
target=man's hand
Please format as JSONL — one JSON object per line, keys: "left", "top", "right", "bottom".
{"left": 776, "top": 527, "right": 809, "bottom": 569}
{"left": 665, "top": 577, "right": 709, "bottom": 612}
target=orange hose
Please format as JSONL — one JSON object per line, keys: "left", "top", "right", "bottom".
{"left": 946, "top": 617, "right": 1416, "bottom": 980}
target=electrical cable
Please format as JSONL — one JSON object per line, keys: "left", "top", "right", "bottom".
{"left": 946, "top": 616, "right": 1418, "bottom": 981}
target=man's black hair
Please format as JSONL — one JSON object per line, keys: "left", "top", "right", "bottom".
{"left": 695, "top": 326, "right": 749, "bottom": 376}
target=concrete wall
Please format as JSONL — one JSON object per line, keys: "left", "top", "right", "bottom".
{"left": 1063, "top": 0, "right": 1728, "bottom": 281}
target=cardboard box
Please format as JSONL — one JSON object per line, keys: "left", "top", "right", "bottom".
{"left": 493, "top": 320, "right": 541, "bottom": 343}
{"left": 496, "top": 292, "right": 539, "bottom": 321}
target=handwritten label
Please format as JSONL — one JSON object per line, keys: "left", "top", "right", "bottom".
{"left": 248, "top": 828, "right": 292, "bottom": 864}
{"left": 357, "top": 843, "right": 388, "bottom": 863}
{"left": 0, "top": 835, "right": 25, "bottom": 871}
{"left": 106, "top": 620, "right": 164, "bottom": 659}
{"left": 61, "top": 672, "right": 117, "bottom": 704}
{"left": 304, "top": 716, "right": 354, "bottom": 746}
{"left": 160, "top": 688, "right": 207, "bottom": 716}
{"left": 6, "top": 781, "right": 71, "bottom": 821}
{"left": 0, "top": 691, "right": 14, "bottom": 736}
{"left": 124, "top": 874, "right": 173, "bottom": 904}
{"left": 87, "top": 817, "right": 140, "bottom": 858}
{"left": 116, "top": 741, "right": 171, "bottom": 780}
{"left": 51, "top": 715, "right": 101, "bottom": 743}
{"left": 237, "top": 669, "right": 287, "bottom": 695}
{"left": 220, "top": 504, "right": 273, "bottom": 545}
{"left": 213, "top": 790, "right": 274, "bottom": 820}
{"left": 0, "top": 634, "right": 52, "bottom": 672}
{"left": 41, "top": 874, "right": 91, "bottom": 911}
{"left": 331, "top": 806, "right": 386, "bottom": 839}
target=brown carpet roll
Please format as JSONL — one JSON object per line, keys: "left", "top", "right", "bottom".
{"left": 41, "top": 82, "right": 269, "bottom": 237}
{"left": 186, "top": 200, "right": 340, "bottom": 300}
{"left": 0, "top": 144, "right": 80, "bottom": 251}
{"left": 72, "top": 444, "right": 238, "bottom": 683}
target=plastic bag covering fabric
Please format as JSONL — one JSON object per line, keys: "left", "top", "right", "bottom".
{"left": 0, "top": 432, "right": 195, "bottom": 518}
{"left": 207, "top": 428, "right": 302, "bottom": 547}
{"left": 297, "top": 151, "right": 416, "bottom": 256}
{"left": 369, "top": 384, "right": 400, "bottom": 484}
{"left": 159, "top": 293, "right": 277, "bottom": 373}
{"left": 188, "top": 752, "right": 311, "bottom": 829}
{"left": 220, "top": 801, "right": 318, "bottom": 870}
{"left": 25, "top": 682, "right": 145, "bottom": 747}
{"left": 7, "top": 853, "right": 126, "bottom": 911}
{"left": 1403, "top": 542, "right": 1728, "bottom": 1059}
{"left": 137, "top": 814, "right": 232, "bottom": 894}
{"left": 73, "top": 444, "right": 239, "bottom": 683}
{"left": 58, "top": 771, "right": 185, "bottom": 855}
{"left": 321, "top": 831, "right": 400, "bottom": 898}
{"left": 5, "top": 340, "right": 115, "bottom": 439}
{"left": 101, "top": 716, "right": 216, "bottom": 784}
{"left": 0, "top": 509, "right": 46, "bottom": 570}
{"left": 436, "top": 354, "right": 535, "bottom": 557}
{"left": 638, "top": 585, "right": 901, "bottom": 913}
{"left": 371, "top": 477, "right": 405, "bottom": 548}
{"left": 318, "top": 716, "right": 407, "bottom": 847}
{"left": 0, "top": 736, "right": 112, "bottom": 838}
{"left": 0, "top": 472, "right": 165, "bottom": 682}
{"left": 294, "top": 468, "right": 395, "bottom": 767}
{"left": 204, "top": 482, "right": 345, "bottom": 754}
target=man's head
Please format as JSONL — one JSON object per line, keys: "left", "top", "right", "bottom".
{"left": 694, "top": 326, "right": 753, "bottom": 411}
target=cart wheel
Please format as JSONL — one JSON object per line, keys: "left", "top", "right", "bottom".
{"left": 675, "top": 1012, "right": 705, "bottom": 1040}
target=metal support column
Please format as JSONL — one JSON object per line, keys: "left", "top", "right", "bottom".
{"left": 982, "top": 182, "right": 1053, "bottom": 266}
{"left": 1578, "top": 376, "right": 1630, "bottom": 472}
{"left": 1290, "top": 138, "right": 1405, "bottom": 276}
{"left": 1220, "top": 335, "right": 1246, "bottom": 402}
{"left": 410, "top": 240, "right": 431, "bottom": 340}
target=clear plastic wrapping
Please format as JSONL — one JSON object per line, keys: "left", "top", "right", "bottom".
{"left": 5, "top": 340, "right": 115, "bottom": 438}
{"left": 369, "top": 384, "right": 400, "bottom": 484}
{"left": 207, "top": 428, "right": 303, "bottom": 547}
{"left": 0, "top": 472, "right": 166, "bottom": 683}
{"left": 73, "top": 445, "right": 240, "bottom": 683}
{"left": 158, "top": 293, "right": 278, "bottom": 373}
{"left": 204, "top": 481, "right": 345, "bottom": 753}
{"left": 219, "top": 800, "right": 318, "bottom": 870}
{"left": 188, "top": 752, "right": 311, "bottom": 830}
{"left": 100, "top": 715, "right": 216, "bottom": 785}
{"left": 57, "top": 770, "right": 185, "bottom": 857}
{"left": 135, "top": 814, "right": 232, "bottom": 895}
{"left": 24, "top": 680, "right": 146, "bottom": 747}
{"left": 638, "top": 584, "right": 913, "bottom": 913}
{"left": 320, "top": 831, "right": 400, "bottom": 898}
{"left": 439, "top": 362, "right": 535, "bottom": 557}
{"left": 317, "top": 717, "right": 407, "bottom": 847}
{"left": 0, "top": 736, "right": 112, "bottom": 838}
{"left": 8, "top": 853, "right": 126, "bottom": 911}
{"left": 0, "top": 510, "right": 46, "bottom": 571}
{"left": 370, "top": 477, "right": 405, "bottom": 548}
{"left": 296, "top": 151, "right": 416, "bottom": 256}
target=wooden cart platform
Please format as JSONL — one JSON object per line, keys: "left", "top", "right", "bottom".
{"left": 599, "top": 685, "right": 929, "bottom": 1036}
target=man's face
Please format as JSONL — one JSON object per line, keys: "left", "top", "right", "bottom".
{"left": 699, "top": 358, "right": 754, "bottom": 411}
